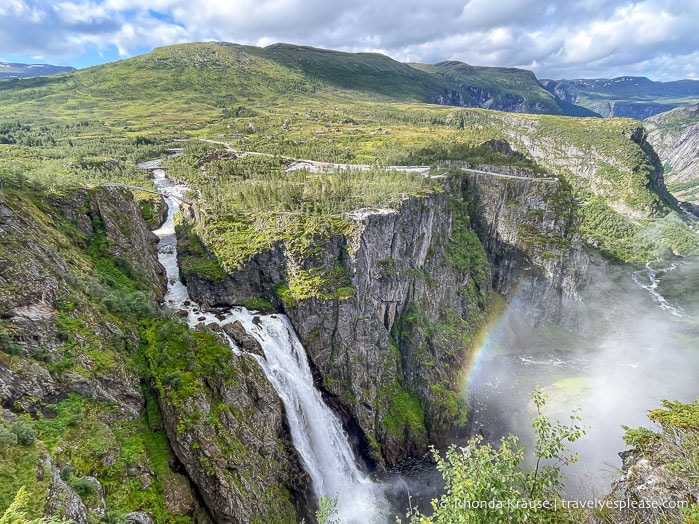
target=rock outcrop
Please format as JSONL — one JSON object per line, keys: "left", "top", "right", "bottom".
{"left": 463, "top": 170, "right": 589, "bottom": 329}
{"left": 0, "top": 187, "right": 204, "bottom": 521}
{"left": 0, "top": 187, "right": 162, "bottom": 418}
{"left": 44, "top": 458, "right": 89, "bottom": 524}
{"left": 149, "top": 337, "right": 307, "bottom": 524}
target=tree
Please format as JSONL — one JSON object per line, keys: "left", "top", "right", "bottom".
{"left": 403, "top": 386, "right": 585, "bottom": 524}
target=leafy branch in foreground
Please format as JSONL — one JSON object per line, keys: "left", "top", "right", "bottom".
{"left": 402, "top": 386, "right": 585, "bottom": 524}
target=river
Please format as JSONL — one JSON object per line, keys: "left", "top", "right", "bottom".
{"left": 467, "top": 258, "right": 699, "bottom": 499}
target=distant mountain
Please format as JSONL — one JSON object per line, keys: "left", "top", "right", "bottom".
{"left": 645, "top": 103, "right": 699, "bottom": 205}
{"left": 0, "top": 61, "right": 75, "bottom": 78}
{"left": 0, "top": 42, "right": 589, "bottom": 117}
{"left": 541, "top": 76, "right": 699, "bottom": 119}
{"left": 260, "top": 43, "right": 585, "bottom": 116}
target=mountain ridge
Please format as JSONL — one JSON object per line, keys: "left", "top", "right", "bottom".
{"left": 542, "top": 76, "right": 699, "bottom": 118}
{"left": 0, "top": 41, "right": 586, "bottom": 117}
{"left": 0, "top": 61, "right": 75, "bottom": 79}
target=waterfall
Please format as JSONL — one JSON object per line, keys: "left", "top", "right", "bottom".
{"left": 631, "top": 262, "right": 687, "bottom": 317}
{"left": 151, "top": 169, "right": 387, "bottom": 523}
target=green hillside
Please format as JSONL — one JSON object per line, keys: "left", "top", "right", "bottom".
{"left": 0, "top": 41, "right": 696, "bottom": 266}
{"left": 645, "top": 103, "right": 699, "bottom": 205}
{"left": 412, "top": 61, "right": 590, "bottom": 115}
{"left": 0, "top": 41, "right": 581, "bottom": 125}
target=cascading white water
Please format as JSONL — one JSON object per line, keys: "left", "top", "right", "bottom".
{"left": 631, "top": 262, "right": 687, "bottom": 317}
{"left": 150, "top": 168, "right": 387, "bottom": 523}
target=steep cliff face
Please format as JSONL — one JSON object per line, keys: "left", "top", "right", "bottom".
{"left": 0, "top": 187, "right": 163, "bottom": 419}
{"left": 0, "top": 187, "right": 206, "bottom": 521}
{"left": 180, "top": 186, "right": 490, "bottom": 463}
{"left": 1, "top": 185, "right": 308, "bottom": 522}
{"left": 645, "top": 104, "right": 699, "bottom": 205}
{"left": 463, "top": 170, "right": 589, "bottom": 329}
{"left": 180, "top": 169, "right": 588, "bottom": 464}
{"left": 140, "top": 319, "right": 308, "bottom": 523}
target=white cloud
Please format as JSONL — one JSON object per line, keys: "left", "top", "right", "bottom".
{"left": 0, "top": 0, "right": 698, "bottom": 80}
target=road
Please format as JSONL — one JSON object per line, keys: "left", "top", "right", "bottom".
{"left": 198, "top": 139, "right": 558, "bottom": 182}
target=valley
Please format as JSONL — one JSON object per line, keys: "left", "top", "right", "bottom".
{"left": 1, "top": 42, "right": 698, "bottom": 524}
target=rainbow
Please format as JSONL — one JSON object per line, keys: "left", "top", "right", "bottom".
{"left": 457, "top": 290, "right": 523, "bottom": 401}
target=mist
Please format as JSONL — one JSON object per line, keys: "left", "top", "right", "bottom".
{"left": 467, "top": 255, "right": 699, "bottom": 500}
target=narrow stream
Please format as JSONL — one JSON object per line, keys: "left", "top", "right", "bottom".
{"left": 151, "top": 168, "right": 388, "bottom": 523}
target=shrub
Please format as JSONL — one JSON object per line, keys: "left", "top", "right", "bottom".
{"left": 402, "top": 386, "right": 585, "bottom": 523}
{"left": 12, "top": 419, "right": 37, "bottom": 446}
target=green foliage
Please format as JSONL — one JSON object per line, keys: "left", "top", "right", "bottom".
{"left": 445, "top": 196, "right": 489, "bottom": 294}
{"left": 403, "top": 386, "right": 585, "bottom": 524}
{"left": 135, "top": 192, "right": 165, "bottom": 229}
{"left": 648, "top": 399, "right": 699, "bottom": 429}
{"left": 529, "top": 387, "right": 586, "bottom": 498}
{"left": 60, "top": 470, "right": 99, "bottom": 497}
{"left": 175, "top": 218, "right": 227, "bottom": 282}
{"left": 381, "top": 381, "right": 427, "bottom": 440}
{"left": 0, "top": 418, "right": 37, "bottom": 452}
{"left": 391, "top": 139, "right": 543, "bottom": 172}
{"left": 429, "top": 382, "right": 469, "bottom": 428}
{"left": 616, "top": 399, "right": 699, "bottom": 523}
{"left": 0, "top": 441, "right": 46, "bottom": 520}
{"left": 684, "top": 503, "right": 699, "bottom": 523}
{"left": 240, "top": 298, "right": 276, "bottom": 313}
{"left": 0, "top": 486, "right": 69, "bottom": 524}
{"left": 578, "top": 196, "right": 653, "bottom": 263}
{"left": 621, "top": 426, "right": 661, "bottom": 451}
{"left": 140, "top": 317, "right": 236, "bottom": 425}
{"left": 11, "top": 420, "right": 37, "bottom": 447}
{"left": 315, "top": 495, "right": 340, "bottom": 524}
{"left": 274, "top": 283, "right": 297, "bottom": 308}
{"left": 0, "top": 326, "right": 23, "bottom": 356}
{"left": 0, "top": 426, "right": 17, "bottom": 453}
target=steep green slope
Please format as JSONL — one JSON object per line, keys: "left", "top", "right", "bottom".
{"left": 0, "top": 183, "right": 303, "bottom": 523}
{"left": 0, "top": 186, "right": 194, "bottom": 522}
{"left": 413, "top": 61, "right": 587, "bottom": 115}
{"left": 645, "top": 103, "right": 699, "bottom": 205}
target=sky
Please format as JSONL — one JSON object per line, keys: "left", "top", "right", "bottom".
{"left": 1, "top": 0, "right": 698, "bottom": 81}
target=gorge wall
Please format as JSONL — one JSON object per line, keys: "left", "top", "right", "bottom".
{"left": 179, "top": 169, "right": 589, "bottom": 467}
{"left": 0, "top": 167, "right": 591, "bottom": 522}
